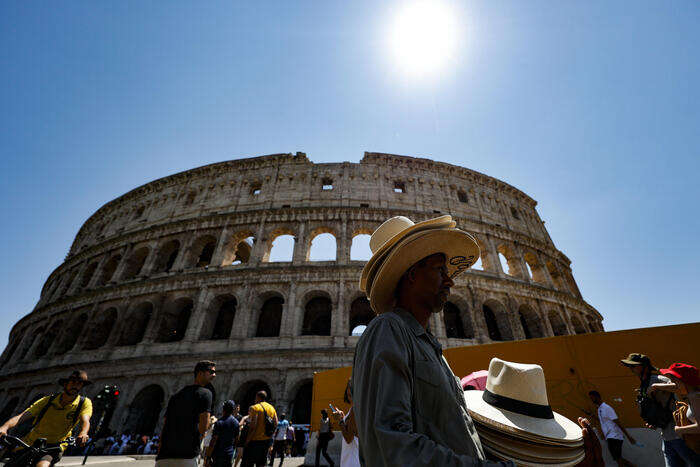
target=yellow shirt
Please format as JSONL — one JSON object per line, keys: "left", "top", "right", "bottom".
{"left": 24, "top": 395, "right": 93, "bottom": 449}
{"left": 249, "top": 402, "right": 276, "bottom": 441}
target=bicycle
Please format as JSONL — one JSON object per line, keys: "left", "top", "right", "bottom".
{"left": 0, "top": 435, "right": 75, "bottom": 467}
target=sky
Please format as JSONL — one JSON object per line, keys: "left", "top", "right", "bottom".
{"left": 1, "top": 1, "right": 698, "bottom": 350}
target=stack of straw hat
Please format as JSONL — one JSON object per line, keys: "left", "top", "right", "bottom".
{"left": 464, "top": 358, "right": 585, "bottom": 466}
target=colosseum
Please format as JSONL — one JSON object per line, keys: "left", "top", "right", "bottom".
{"left": 0, "top": 151, "right": 602, "bottom": 436}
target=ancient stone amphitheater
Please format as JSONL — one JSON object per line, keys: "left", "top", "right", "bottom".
{"left": 0, "top": 152, "right": 601, "bottom": 435}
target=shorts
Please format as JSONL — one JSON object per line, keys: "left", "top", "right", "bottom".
{"left": 155, "top": 457, "right": 199, "bottom": 467}
{"left": 607, "top": 438, "right": 623, "bottom": 460}
{"left": 38, "top": 450, "right": 62, "bottom": 466}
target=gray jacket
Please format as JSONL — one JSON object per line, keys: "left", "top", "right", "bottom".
{"left": 351, "top": 308, "right": 511, "bottom": 466}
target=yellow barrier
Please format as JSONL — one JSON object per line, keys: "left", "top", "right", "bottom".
{"left": 310, "top": 322, "right": 700, "bottom": 432}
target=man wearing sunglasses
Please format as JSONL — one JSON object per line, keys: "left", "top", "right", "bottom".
{"left": 0, "top": 370, "right": 93, "bottom": 467}
{"left": 157, "top": 361, "right": 216, "bottom": 467}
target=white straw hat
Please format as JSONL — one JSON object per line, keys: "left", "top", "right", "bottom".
{"left": 463, "top": 358, "right": 583, "bottom": 442}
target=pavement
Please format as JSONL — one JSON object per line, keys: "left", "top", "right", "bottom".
{"left": 55, "top": 456, "right": 307, "bottom": 467}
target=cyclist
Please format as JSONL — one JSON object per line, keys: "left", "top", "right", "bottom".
{"left": 0, "top": 370, "right": 93, "bottom": 467}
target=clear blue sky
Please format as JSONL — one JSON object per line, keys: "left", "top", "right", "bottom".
{"left": 2, "top": 1, "right": 698, "bottom": 350}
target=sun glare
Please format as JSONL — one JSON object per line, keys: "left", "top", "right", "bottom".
{"left": 389, "top": 1, "right": 458, "bottom": 79}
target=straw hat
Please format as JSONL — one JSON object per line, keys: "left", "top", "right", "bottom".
{"left": 464, "top": 358, "right": 582, "bottom": 442}
{"left": 360, "top": 215, "right": 480, "bottom": 314}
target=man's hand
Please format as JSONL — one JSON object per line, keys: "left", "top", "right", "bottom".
{"left": 0, "top": 426, "right": 8, "bottom": 438}
{"left": 76, "top": 433, "right": 89, "bottom": 446}
{"left": 329, "top": 408, "right": 345, "bottom": 424}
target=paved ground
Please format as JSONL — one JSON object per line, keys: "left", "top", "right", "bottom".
{"left": 54, "top": 456, "right": 306, "bottom": 467}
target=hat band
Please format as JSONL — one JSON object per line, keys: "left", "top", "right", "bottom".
{"left": 483, "top": 389, "right": 554, "bottom": 419}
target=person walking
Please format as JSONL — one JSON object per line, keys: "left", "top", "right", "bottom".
{"left": 330, "top": 380, "right": 360, "bottom": 467}
{"left": 156, "top": 361, "right": 216, "bottom": 467}
{"left": 621, "top": 353, "right": 697, "bottom": 466}
{"left": 242, "top": 391, "right": 278, "bottom": 467}
{"left": 233, "top": 408, "right": 251, "bottom": 467}
{"left": 206, "top": 400, "right": 240, "bottom": 467}
{"left": 0, "top": 370, "right": 93, "bottom": 467}
{"left": 315, "top": 410, "right": 334, "bottom": 467}
{"left": 269, "top": 413, "right": 289, "bottom": 466}
{"left": 588, "top": 390, "right": 636, "bottom": 466}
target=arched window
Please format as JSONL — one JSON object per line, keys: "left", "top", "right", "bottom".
{"left": 97, "top": 255, "right": 122, "bottom": 286}
{"left": 211, "top": 298, "right": 237, "bottom": 340}
{"left": 196, "top": 241, "right": 216, "bottom": 268}
{"left": 121, "top": 247, "right": 150, "bottom": 280}
{"left": 482, "top": 300, "right": 513, "bottom": 341}
{"left": 443, "top": 302, "right": 466, "bottom": 338}
{"left": 571, "top": 314, "right": 587, "bottom": 334}
{"left": 19, "top": 327, "right": 44, "bottom": 360}
{"left": 548, "top": 310, "right": 568, "bottom": 336}
{"left": 518, "top": 305, "right": 543, "bottom": 339}
{"left": 256, "top": 297, "right": 284, "bottom": 337}
{"left": 83, "top": 308, "right": 118, "bottom": 350}
{"left": 546, "top": 261, "right": 566, "bottom": 291}
{"left": 227, "top": 236, "right": 254, "bottom": 265}
{"left": 34, "top": 322, "right": 62, "bottom": 357}
{"left": 156, "top": 298, "right": 193, "bottom": 342}
{"left": 350, "top": 234, "right": 372, "bottom": 261}
{"left": 349, "top": 297, "right": 374, "bottom": 335}
{"left": 472, "top": 256, "right": 483, "bottom": 270}
{"left": 291, "top": 381, "right": 313, "bottom": 425}
{"left": 483, "top": 305, "right": 501, "bottom": 341}
{"left": 302, "top": 296, "right": 332, "bottom": 336}
{"left": 523, "top": 252, "right": 547, "bottom": 283}
{"left": 235, "top": 380, "right": 272, "bottom": 415}
{"left": 79, "top": 262, "right": 99, "bottom": 289}
{"left": 122, "top": 385, "right": 164, "bottom": 436}
{"left": 267, "top": 235, "right": 294, "bottom": 262}
{"left": 154, "top": 240, "right": 180, "bottom": 273}
{"left": 497, "top": 245, "right": 518, "bottom": 276}
{"left": 118, "top": 303, "right": 153, "bottom": 346}
{"left": 308, "top": 233, "right": 336, "bottom": 261}
{"left": 54, "top": 313, "right": 88, "bottom": 354}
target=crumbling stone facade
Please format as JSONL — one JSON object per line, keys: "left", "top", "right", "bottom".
{"left": 0, "top": 152, "right": 602, "bottom": 434}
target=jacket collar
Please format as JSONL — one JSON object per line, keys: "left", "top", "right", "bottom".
{"left": 394, "top": 308, "right": 427, "bottom": 337}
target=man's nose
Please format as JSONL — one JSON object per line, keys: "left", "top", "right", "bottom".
{"left": 443, "top": 273, "right": 454, "bottom": 288}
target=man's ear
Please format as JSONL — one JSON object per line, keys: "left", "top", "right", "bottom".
{"left": 406, "top": 266, "right": 417, "bottom": 284}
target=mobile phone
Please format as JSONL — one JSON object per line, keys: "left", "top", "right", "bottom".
{"left": 329, "top": 403, "right": 336, "bottom": 412}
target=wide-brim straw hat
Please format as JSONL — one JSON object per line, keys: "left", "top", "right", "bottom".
{"left": 482, "top": 443, "right": 585, "bottom": 467}
{"left": 464, "top": 358, "right": 582, "bottom": 442}
{"left": 359, "top": 215, "right": 456, "bottom": 293}
{"left": 365, "top": 224, "right": 480, "bottom": 314}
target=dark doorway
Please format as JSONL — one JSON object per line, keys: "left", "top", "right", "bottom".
{"left": 256, "top": 297, "right": 284, "bottom": 337}
{"left": 302, "top": 297, "right": 332, "bottom": 336}
{"left": 291, "top": 381, "right": 313, "bottom": 425}
{"left": 483, "top": 305, "right": 502, "bottom": 341}
{"left": 443, "top": 302, "right": 466, "bottom": 338}
{"left": 123, "top": 385, "right": 165, "bottom": 436}
{"left": 235, "top": 381, "right": 273, "bottom": 416}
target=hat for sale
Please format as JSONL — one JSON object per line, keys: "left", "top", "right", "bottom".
{"left": 660, "top": 363, "right": 700, "bottom": 386}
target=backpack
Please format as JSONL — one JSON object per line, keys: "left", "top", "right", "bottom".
{"left": 637, "top": 382, "right": 675, "bottom": 429}
{"left": 258, "top": 403, "right": 276, "bottom": 437}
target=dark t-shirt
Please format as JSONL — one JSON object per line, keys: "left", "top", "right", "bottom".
{"left": 212, "top": 415, "right": 239, "bottom": 458}
{"left": 157, "top": 385, "right": 213, "bottom": 460}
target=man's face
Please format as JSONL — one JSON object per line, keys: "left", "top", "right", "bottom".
{"left": 201, "top": 366, "right": 216, "bottom": 384}
{"left": 409, "top": 254, "right": 454, "bottom": 312}
{"left": 588, "top": 393, "right": 600, "bottom": 405}
{"left": 64, "top": 379, "right": 84, "bottom": 396}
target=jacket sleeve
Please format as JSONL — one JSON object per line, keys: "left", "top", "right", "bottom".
{"left": 354, "top": 317, "right": 510, "bottom": 467}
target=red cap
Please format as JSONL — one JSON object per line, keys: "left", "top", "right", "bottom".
{"left": 659, "top": 363, "right": 700, "bottom": 386}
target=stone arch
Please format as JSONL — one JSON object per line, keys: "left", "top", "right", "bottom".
{"left": 587, "top": 315, "right": 603, "bottom": 332}
{"left": 0, "top": 337, "right": 21, "bottom": 367}
{"left": 289, "top": 379, "right": 313, "bottom": 424}
{"left": 56, "top": 269, "right": 79, "bottom": 298}
{"left": 546, "top": 261, "right": 566, "bottom": 291}
{"left": 264, "top": 228, "right": 295, "bottom": 263}
{"left": 201, "top": 294, "right": 237, "bottom": 340}
{"left": 302, "top": 293, "right": 332, "bottom": 336}
{"left": 349, "top": 296, "right": 374, "bottom": 336}
{"left": 571, "top": 313, "right": 587, "bottom": 334}
{"left": 518, "top": 304, "right": 544, "bottom": 339}
{"left": 153, "top": 239, "right": 181, "bottom": 273}
{"left": 548, "top": 310, "right": 568, "bottom": 336}
{"left": 96, "top": 254, "right": 122, "bottom": 286}
{"left": 443, "top": 300, "right": 474, "bottom": 339}
{"left": 306, "top": 227, "right": 337, "bottom": 262}
{"left": 235, "top": 380, "right": 273, "bottom": 415}
{"left": 54, "top": 311, "right": 89, "bottom": 355}
{"left": 122, "top": 384, "right": 165, "bottom": 436}
{"left": 473, "top": 236, "right": 494, "bottom": 272}
{"left": 121, "top": 247, "right": 150, "bottom": 280}
{"left": 255, "top": 294, "right": 284, "bottom": 338}
{"left": 523, "top": 251, "right": 547, "bottom": 284}
{"left": 83, "top": 307, "right": 118, "bottom": 350}
{"left": 0, "top": 396, "right": 20, "bottom": 421}
{"left": 350, "top": 232, "right": 372, "bottom": 261}
{"left": 79, "top": 261, "right": 99, "bottom": 289}
{"left": 118, "top": 302, "right": 153, "bottom": 346}
{"left": 18, "top": 326, "right": 44, "bottom": 361}
{"left": 221, "top": 231, "right": 255, "bottom": 266}
{"left": 482, "top": 299, "right": 513, "bottom": 341}
{"left": 189, "top": 235, "right": 217, "bottom": 268}
{"left": 156, "top": 297, "right": 193, "bottom": 342}
{"left": 497, "top": 244, "right": 520, "bottom": 277}
{"left": 34, "top": 321, "right": 62, "bottom": 357}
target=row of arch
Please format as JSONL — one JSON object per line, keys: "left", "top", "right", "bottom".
{"left": 43, "top": 222, "right": 577, "bottom": 309}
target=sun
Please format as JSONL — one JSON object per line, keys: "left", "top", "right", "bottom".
{"left": 389, "top": 1, "right": 459, "bottom": 79}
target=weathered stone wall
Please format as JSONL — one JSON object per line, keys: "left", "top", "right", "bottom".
{"left": 0, "top": 152, "right": 601, "bottom": 433}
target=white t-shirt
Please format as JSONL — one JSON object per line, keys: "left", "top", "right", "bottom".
{"left": 598, "top": 402, "right": 624, "bottom": 440}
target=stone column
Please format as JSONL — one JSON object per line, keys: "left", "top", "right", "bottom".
{"left": 110, "top": 244, "right": 134, "bottom": 283}
{"left": 184, "top": 287, "right": 211, "bottom": 342}
{"left": 142, "top": 295, "right": 167, "bottom": 343}
{"left": 292, "top": 222, "right": 307, "bottom": 264}
{"left": 65, "top": 261, "right": 89, "bottom": 296}
{"left": 231, "top": 285, "right": 253, "bottom": 339}
{"left": 86, "top": 254, "right": 110, "bottom": 289}
{"left": 432, "top": 312, "right": 447, "bottom": 338}
{"left": 336, "top": 219, "right": 349, "bottom": 265}
{"left": 250, "top": 219, "right": 267, "bottom": 265}
{"left": 210, "top": 226, "right": 231, "bottom": 267}
{"left": 487, "top": 236, "right": 504, "bottom": 277}
{"left": 171, "top": 236, "right": 195, "bottom": 271}
{"left": 280, "top": 282, "right": 297, "bottom": 337}
{"left": 139, "top": 242, "right": 161, "bottom": 276}
{"left": 332, "top": 280, "right": 346, "bottom": 337}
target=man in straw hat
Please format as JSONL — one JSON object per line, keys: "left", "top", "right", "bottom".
{"left": 0, "top": 370, "right": 93, "bottom": 467}
{"left": 351, "top": 215, "right": 511, "bottom": 465}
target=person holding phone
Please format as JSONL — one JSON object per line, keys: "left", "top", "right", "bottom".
{"left": 330, "top": 380, "right": 360, "bottom": 467}
{"left": 315, "top": 409, "right": 334, "bottom": 467}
